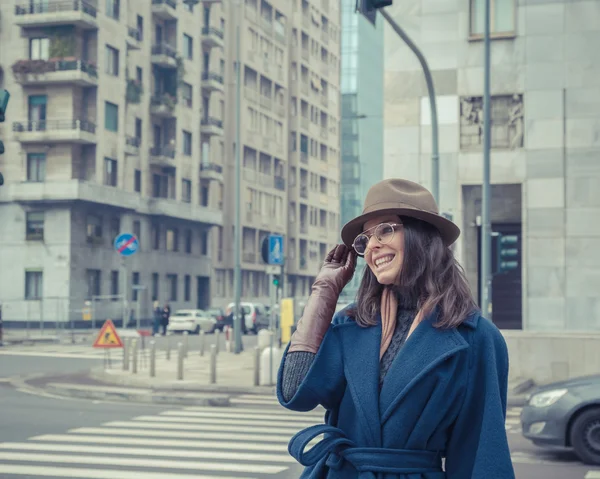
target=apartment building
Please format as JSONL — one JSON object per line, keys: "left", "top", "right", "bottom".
{"left": 0, "top": 0, "right": 223, "bottom": 324}
{"left": 213, "top": 0, "right": 342, "bottom": 306}
{"left": 0, "top": 0, "right": 342, "bottom": 322}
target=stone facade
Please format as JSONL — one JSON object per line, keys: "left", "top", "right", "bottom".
{"left": 383, "top": 0, "right": 600, "bottom": 331}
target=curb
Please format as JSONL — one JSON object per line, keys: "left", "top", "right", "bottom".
{"left": 2, "top": 336, "right": 60, "bottom": 345}
{"left": 89, "top": 367, "right": 277, "bottom": 396}
{"left": 44, "top": 383, "right": 232, "bottom": 407}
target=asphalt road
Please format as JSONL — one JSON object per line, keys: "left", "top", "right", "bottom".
{"left": 0, "top": 349, "right": 599, "bottom": 479}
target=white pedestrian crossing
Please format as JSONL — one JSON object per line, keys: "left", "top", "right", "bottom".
{"left": 0, "top": 346, "right": 111, "bottom": 360}
{"left": 0, "top": 403, "right": 323, "bottom": 478}
{"left": 505, "top": 406, "right": 522, "bottom": 434}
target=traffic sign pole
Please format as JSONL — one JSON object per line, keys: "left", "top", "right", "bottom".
{"left": 114, "top": 233, "right": 139, "bottom": 329}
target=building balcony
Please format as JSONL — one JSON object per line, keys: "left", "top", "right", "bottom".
{"left": 201, "top": 26, "right": 224, "bottom": 49}
{"left": 125, "top": 136, "right": 140, "bottom": 156}
{"left": 12, "top": 119, "right": 96, "bottom": 144}
{"left": 12, "top": 58, "right": 98, "bottom": 87}
{"left": 200, "top": 162, "right": 224, "bottom": 182}
{"left": 151, "top": 43, "right": 177, "bottom": 68}
{"left": 201, "top": 72, "right": 224, "bottom": 93}
{"left": 151, "top": 0, "right": 177, "bottom": 20}
{"left": 259, "top": 95, "right": 272, "bottom": 110}
{"left": 14, "top": 0, "right": 98, "bottom": 29}
{"left": 127, "top": 26, "right": 142, "bottom": 50}
{"left": 201, "top": 117, "right": 224, "bottom": 136}
{"left": 150, "top": 94, "right": 177, "bottom": 117}
{"left": 149, "top": 145, "right": 176, "bottom": 167}
{"left": 274, "top": 175, "right": 285, "bottom": 191}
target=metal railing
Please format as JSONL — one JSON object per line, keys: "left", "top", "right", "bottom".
{"left": 126, "top": 136, "right": 140, "bottom": 148}
{"left": 201, "top": 117, "right": 223, "bottom": 128}
{"left": 12, "top": 118, "right": 96, "bottom": 134}
{"left": 128, "top": 26, "right": 142, "bottom": 41}
{"left": 202, "top": 26, "right": 224, "bottom": 39}
{"left": 151, "top": 43, "right": 177, "bottom": 58}
{"left": 152, "top": 0, "right": 176, "bottom": 9}
{"left": 202, "top": 72, "right": 224, "bottom": 84}
{"left": 200, "top": 162, "right": 223, "bottom": 174}
{"left": 150, "top": 146, "right": 175, "bottom": 159}
{"left": 12, "top": 59, "right": 98, "bottom": 78}
{"left": 15, "top": 0, "right": 97, "bottom": 17}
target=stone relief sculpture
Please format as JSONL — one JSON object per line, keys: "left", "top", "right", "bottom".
{"left": 460, "top": 94, "right": 524, "bottom": 150}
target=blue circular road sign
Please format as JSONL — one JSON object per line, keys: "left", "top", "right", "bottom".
{"left": 114, "top": 233, "right": 139, "bottom": 257}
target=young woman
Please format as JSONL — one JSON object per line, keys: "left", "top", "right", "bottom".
{"left": 277, "top": 178, "right": 514, "bottom": 478}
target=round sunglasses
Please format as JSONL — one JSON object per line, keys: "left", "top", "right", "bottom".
{"left": 352, "top": 223, "right": 403, "bottom": 256}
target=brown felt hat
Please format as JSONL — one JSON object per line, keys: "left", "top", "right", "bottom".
{"left": 340, "top": 178, "right": 460, "bottom": 248}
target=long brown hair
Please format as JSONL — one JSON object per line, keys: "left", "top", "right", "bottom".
{"left": 353, "top": 217, "right": 478, "bottom": 329}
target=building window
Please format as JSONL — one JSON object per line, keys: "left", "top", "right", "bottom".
{"left": 151, "top": 223, "right": 160, "bottom": 250}
{"left": 104, "top": 157, "right": 118, "bottom": 186}
{"left": 184, "top": 275, "right": 191, "bottom": 302}
{"left": 27, "top": 153, "right": 46, "bottom": 182}
{"left": 133, "top": 220, "right": 141, "bottom": 247}
{"left": 86, "top": 269, "right": 101, "bottom": 298}
{"left": 109, "top": 217, "right": 120, "bottom": 242}
{"left": 152, "top": 272, "right": 159, "bottom": 301}
{"left": 28, "top": 95, "right": 47, "bottom": 126}
{"left": 470, "top": 0, "right": 516, "bottom": 37}
{"left": 183, "top": 33, "right": 193, "bottom": 60}
{"left": 105, "top": 45, "right": 119, "bottom": 76}
{"left": 25, "top": 211, "right": 44, "bottom": 240}
{"left": 200, "top": 184, "right": 209, "bottom": 206}
{"left": 86, "top": 214, "right": 103, "bottom": 243}
{"left": 136, "top": 66, "right": 143, "bottom": 83}
{"left": 106, "top": 0, "right": 120, "bottom": 19}
{"left": 134, "top": 169, "right": 141, "bottom": 192}
{"left": 201, "top": 231, "right": 209, "bottom": 256}
{"left": 166, "top": 228, "right": 179, "bottom": 252}
{"left": 25, "top": 271, "right": 43, "bottom": 300}
{"left": 183, "top": 130, "right": 192, "bottom": 156}
{"left": 110, "top": 270, "right": 119, "bottom": 297}
{"left": 132, "top": 272, "right": 140, "bottom": 301}
{"left": 167, "top": 274, "right": 177, "bottom": 301}
{"left": 182, "top": 82, "right": 192, "bottom": 108}
{"left": 185, "top": 229, "right": 192, "bottom": 254}
{"left": 460, "top": 94, "right": 523, "bottom": 150}
{"left": 105, "top": 101, "right": 119, "bottom": 131}
{"left": 29, "top": 38, "right": 49, "bottom": 60}
{"left": 182, "top": 179, "right": 192, "bottom": 203}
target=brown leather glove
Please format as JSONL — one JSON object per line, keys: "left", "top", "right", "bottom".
{"left": 288, "top": 244, "right": 357, "bottom": 353}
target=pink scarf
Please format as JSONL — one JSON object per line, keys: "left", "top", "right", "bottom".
{"left": 379, "top": 287, "right": 422, "bottom": 359}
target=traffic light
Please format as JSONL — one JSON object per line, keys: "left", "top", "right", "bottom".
{"left": 273, "top": 275, "right": 280, "bottom": 287}
{"left": 356, "top": 0, "right": 392, "bottom": 25}
{"left": 492, "top": 233, "right": 519, "bottom": 275}
{"left": 0, "top": 89, "right": 9, "bottom": 187}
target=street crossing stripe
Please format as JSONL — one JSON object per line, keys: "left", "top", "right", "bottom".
{"left": 236, "top": 394, "right": 279, "bottom": 400}
{"left": 123, "top": 418, "right": 304, "bottom": 434}
{"left": 506, "top": 409, "right": 521, "bottom": 417}
{"left": 161, "top": 409, "right": 323, "bottom": 423}
{"left": 0, "top": 442, "right": 296, "bottom": 463}
{"left": 0, "top": 351, "right": 105, "bottom": 359}
{"left": 0, "top": 465, "right": 255, "bottom": 479}
{"left": 31, "top": 434, "right": 290, "bottom": 452}
{"left": 231, "top": 398, "right": 283, "bottom": 405}
{"left": 156, "top": 412, "right": 318, "bottom": 428}
{"left": 184, "top": 405, "right": 325, "bottom": 418}
{"left": 585, "top": 472, "right": 600, "bottom": 478}
{"left": 505, "top": 418, "right": 520, "bottom": 425}
{"left": 0, "top": 452, "right": 288, "bottom": 474}
{"left": 70, "top": 426, "right": 292, "bottom": 443}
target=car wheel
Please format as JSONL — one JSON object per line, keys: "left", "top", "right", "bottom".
{"left": 570, "top": 407, "right": 600, "bottom": 465}
{"left": 193, "top": 325, "right": 201, "bottom": 335}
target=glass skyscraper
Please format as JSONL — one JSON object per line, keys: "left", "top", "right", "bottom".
{"left": 340, "top": 1, "right": 384, "bottom": 300}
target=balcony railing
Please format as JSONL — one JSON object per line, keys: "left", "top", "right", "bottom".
{"left": 12, "top": 58, "right": 98, "bottom": 78}
{"left": 12, "top": 118, "right": 96, "bottom": 134}
{"left": 152, "top": 0, "right": 176, "bottom": 8}
{"left": 200, "top": 163, "right": 223, "bottom": 174}
{"left": 201, "top": 117, "right": 223, "bottom": 128}
{"left": 15, "top": 0, "right": 97, "bottom": 17}
{"left": 150, "top": 146, "right": 176, "bottom": 158}
{"left": 126, "top": 136, "right": 141, "bottom": 148}
{"left": 128, "top": 26, "right": 142, "bottom": 41}
{"left": 151, "top": 93, "right": 177, "bottom": 110}
{"left": 202, "top": 26, "right": 224, "bottom": 39}
{"left": 151, "top": 43, "right": 177, "bottom": 58}
{"left": 202, "top": 72, "right": 224, "bottom": 84}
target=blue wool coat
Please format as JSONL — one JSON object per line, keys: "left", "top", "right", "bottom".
{"left": 276, "top": 305, "right": 515, "bottom": 479}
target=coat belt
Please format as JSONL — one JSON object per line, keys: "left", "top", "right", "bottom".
{"left": 289, "top": 424, "right": 443, "bottom": 477}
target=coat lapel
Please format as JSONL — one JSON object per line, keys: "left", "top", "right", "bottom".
{"left": 378, "top": 309, "right": 470, "bottom": 423}
{"left": 338, "top": 318, "right": 383, "bottom": 447}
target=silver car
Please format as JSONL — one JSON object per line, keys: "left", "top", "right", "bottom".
{"left": 520, "top": 374, "right": 600, "bottom": 465}
{"left": 167, "top": 309, "right": 216, "bottom": 334}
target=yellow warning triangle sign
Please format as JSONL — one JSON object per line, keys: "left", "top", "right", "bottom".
{"left": 93, "top": 319, "right": 123, "bottom": 348}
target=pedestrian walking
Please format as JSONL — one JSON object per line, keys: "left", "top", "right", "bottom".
{"left": 152, "top": 301, "right": 161, "bottom": 336}
{"left": 161, "top": 302, "right": 171, "bottom": 336}
{"left": 278, "top": 178, "right": 514, "bottom": 478}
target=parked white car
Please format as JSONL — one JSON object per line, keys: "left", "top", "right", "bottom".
{"left": 167, "top": 309, "right": 216, "bottom": 334}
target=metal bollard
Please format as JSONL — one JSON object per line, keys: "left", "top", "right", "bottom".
{"left": 199, "top": 330, "right": 205, "bottom": 356}
{"left": 149, "top": 340, "right": 156, "bottom": 377}
{"left": 166, "top": 335, "right": 171, "bottom": 360}
{"left": 253, "top": 346, "right": 260, "bottom": 386}
{"left": 210, "top": 344, "right": 217, "bottom": 384}
{"left": 122, "top": 339, "right": 130, "bottom": 371}
{"left": 177, "top": 342, "right": 184, "bottom": 380}
{"left": 214, "top": 329, "right": 220, "bottom": 355}
{"left": 131, "top": 339, "right": 139, "bottom": 374}
{"left": 183, "top": 331, "right": 189, "bottom": 359}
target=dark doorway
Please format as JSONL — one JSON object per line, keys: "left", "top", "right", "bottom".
{"left": 196, "top": 276, "right": 210, "bottom": 309}
{"left": 477, "top": 222, "right": 523, "bottom": 330}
